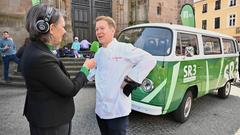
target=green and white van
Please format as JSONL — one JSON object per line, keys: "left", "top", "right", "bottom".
{"left": 117, "top": 23, "right": 239, "bottom": 123}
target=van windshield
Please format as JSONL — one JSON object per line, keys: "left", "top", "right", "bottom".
{"left": 118, "top": 27, "right": 172, "bottom": 56}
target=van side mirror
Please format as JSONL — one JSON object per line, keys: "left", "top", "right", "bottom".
{"left": 185, "top": 46, "right": 194, "bottom": 57}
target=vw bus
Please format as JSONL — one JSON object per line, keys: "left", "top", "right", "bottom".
{"left": 117, "top": 23, "right": 239, "bottom": 123}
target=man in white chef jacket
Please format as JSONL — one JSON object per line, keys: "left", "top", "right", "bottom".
{"left": 93, "top": 16, "right": 156, "bottom": 135}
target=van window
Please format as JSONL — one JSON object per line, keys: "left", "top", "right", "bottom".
{"left": 176, "top": 33, "right": 199, "bottom": 56}
{"left": 222, "top": 39, "right": 236, "bottom": 54}
{"left": 202, "top": 36, "right": 222, "bottom": 55}
{"left": 118, "top": 27, "right": 172, "bottom": 56}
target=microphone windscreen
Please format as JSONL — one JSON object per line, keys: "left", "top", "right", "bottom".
{"left": 90, "top": 41, "right": 100, "bottom": 53}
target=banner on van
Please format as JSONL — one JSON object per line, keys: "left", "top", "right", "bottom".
{"left": 32, "top": 0, "right": 41, "bottom": 6}
{"left": 180, "top": 4, "right": 195, "bottom": 27}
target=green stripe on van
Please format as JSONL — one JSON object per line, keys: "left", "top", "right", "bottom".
{"left": 141, "top": 79, "right": 167, "bottom": 103}
{"left": 163, "top": 62, "right": 180, "bottom": 114}
{"left": 205, "top": 61, "right": 209, "bottom": 94}
{"left": 216, "top": 58, "right": 224, "bottom": 88}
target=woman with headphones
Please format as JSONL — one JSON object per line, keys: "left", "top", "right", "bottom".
{"left": 21, "top": 4, "right": 96, "bottom": 135}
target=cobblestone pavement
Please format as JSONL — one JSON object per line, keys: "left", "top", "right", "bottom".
{"left": 0, "top": 84, "right": 240, "bottom": 135}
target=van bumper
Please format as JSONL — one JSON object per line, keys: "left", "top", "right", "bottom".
{"left": 131, "top": 100, "right": 163, "bottom": 115}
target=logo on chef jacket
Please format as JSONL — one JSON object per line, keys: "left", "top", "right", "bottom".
{"left": 112, "top": 56, "right": 122, "bottom": 61}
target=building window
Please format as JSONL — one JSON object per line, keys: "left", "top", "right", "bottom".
{"left": 215, "top": 17, "right": 220, "bottom": 29}
{"left": 229, "top": 14, "right": 236, "bottom": 26}
{"left": 202, "top": 4, "right": 207, "bottom": 13}
{"left": 202, "top": 20, "right": 207, "bottom": 30}
{"left": 215, "top": 0, "right": 221, "bottom": 10}
{"left": 229, "top": 0, "right": 236, "bottom": 6}
{"left": 157, "top": 5, "right": 161, "bottom": 15}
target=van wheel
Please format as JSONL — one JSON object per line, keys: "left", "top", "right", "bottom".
{"left": 172, "top": 91, "right": 193, "bottom": 123}
{"left": 218, "top": 81, "right": 231, "bottom": 99}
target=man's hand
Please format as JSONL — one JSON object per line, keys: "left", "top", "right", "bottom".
{"left": 121, "top": 77, "right": 140, "bottom": 97}
{"left": 83, "top": 58, "right": 96, "bottom": 69}
{"left": 2, "top": 45, "right": 10, "bottom": 52}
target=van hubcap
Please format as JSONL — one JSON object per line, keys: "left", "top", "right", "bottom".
{"left": 184, "top": 97, "right": 192, "bottom": 118}
{"left": 225, "top": 82, "right": 231, "bottom": 96}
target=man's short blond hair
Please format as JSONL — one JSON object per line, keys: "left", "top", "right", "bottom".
{"left": 96, "top": 16, "right": 116, "bottom": 29}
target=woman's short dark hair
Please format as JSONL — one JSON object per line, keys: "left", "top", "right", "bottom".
{"left": 25, "top": 4, "right": 63, "bottom": 43}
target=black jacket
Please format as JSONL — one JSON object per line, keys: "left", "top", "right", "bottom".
{"left": 20, "top": 40, "right": 87, "bottom": 127}
{"left": 16, "top": 45, "right": 26, "bottom": 72}
{"left": 16, "top": 45, "right": 25, "bottom": 59}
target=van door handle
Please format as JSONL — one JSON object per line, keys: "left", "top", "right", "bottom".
{"left": 197, "top": 66, "right": 202, "bottom": 69}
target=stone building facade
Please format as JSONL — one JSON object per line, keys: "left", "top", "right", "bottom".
{"left": 0, "top": 0, "right": 31, "bottom": 47}
{"left": 0, "top": 0, "right": 72, "bottom": 48}
{"left": 0, "top": 0, "right": 193, "bottom": 48}
{"left": 112, "top": 0, "right": 193, "bottom": 33}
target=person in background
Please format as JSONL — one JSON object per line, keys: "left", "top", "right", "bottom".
{"left": 93, "top": 16, "right": 156, "bottom": 135}
{"left": 71, "top": 36, "right": 81, "bottom": 58}
{"left": 80, "top": 39, "right": 90, "bottom": 51}
{"left": 21, "top": 4, "right": 96, "bottom": 135}
{"left": 56, "top": 40, "right": 67, "bottom": 57}
{"left": 0, "top": 31, "right": 19, "bottom": 82}
{"left": 63, "top": 45, "right": 72, "bottom": 57}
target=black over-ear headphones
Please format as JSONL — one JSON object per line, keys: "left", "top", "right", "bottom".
{"left": 35, "top": 6, "right": 54, "bottom": 33}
